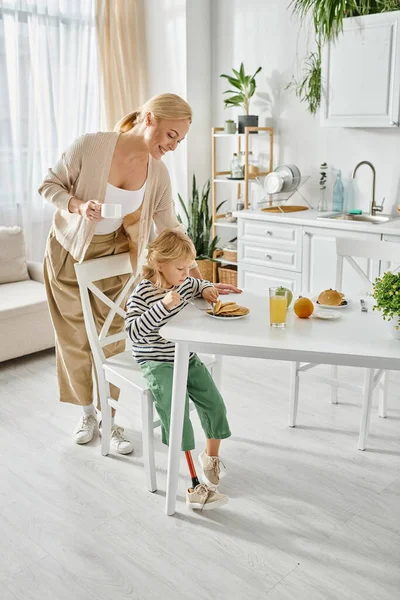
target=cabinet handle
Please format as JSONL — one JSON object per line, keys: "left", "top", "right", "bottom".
{"left": 265, "top": 230, "right": 273, "bottom": 236}
{"left": 303, "top": 231, "right": 309, "bottom": 236}
{"left": 265, "top": 254, "right": 273, "bottom": 260}
{"left": 390, "top": 121, "right": 399, "bottom": 127}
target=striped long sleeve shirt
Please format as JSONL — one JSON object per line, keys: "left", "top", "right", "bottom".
{"left": 125, "top": 277, "right": 213, "bottom": 364}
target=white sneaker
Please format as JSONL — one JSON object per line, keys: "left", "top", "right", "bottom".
{"left": 99, "top": 422, "right": 134, "bottom": 455}
{"left": 74, "top": 414, "right": 98, "bottom": 445}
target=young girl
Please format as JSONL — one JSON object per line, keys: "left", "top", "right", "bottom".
{"left": 125, "top": 230, "right": 231, "bottom": 510}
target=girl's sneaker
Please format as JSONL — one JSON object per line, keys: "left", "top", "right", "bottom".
{"left": 186, "top": 484, "right": 228, "bottom": 511}
{"left": 198, "top": 449, "right": 227, "bottom": 488}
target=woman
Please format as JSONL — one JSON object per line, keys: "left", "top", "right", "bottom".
{"left": 39, "top": 93, "right": 240, "bottom": 454}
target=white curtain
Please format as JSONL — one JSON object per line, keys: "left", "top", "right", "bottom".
{"left": 0, "top": 0, "right": 102, "bottom": 260}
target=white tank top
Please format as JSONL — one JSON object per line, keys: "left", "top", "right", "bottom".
{"left": 94, "top": 182, "right": 146, "bottom": 235}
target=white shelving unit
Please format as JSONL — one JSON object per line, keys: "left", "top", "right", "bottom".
{"left": 211, "top": 126, "right": 274, "bottom": 281}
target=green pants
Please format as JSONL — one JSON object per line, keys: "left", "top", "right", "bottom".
{"left": 140, "top": 354, "right": 231, "bottom": 451}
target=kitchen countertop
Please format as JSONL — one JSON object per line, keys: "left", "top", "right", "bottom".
{"left": 233, "top": 209, "right": 400, "bottom": 236}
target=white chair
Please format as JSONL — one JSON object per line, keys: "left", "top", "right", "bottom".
{"left": 289, "top": 237, "right": 400, "bottom": 450}
{"left": 75, "top": 252, "right": 221, "bottom": 492}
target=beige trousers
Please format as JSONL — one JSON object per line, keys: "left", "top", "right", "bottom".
{"left": 44, "top": 228, "right": 130, "bottom": 407}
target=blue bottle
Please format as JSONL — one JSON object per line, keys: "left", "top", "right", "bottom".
{"left": 332, "top": 170, "right": 344, "bottom": 212}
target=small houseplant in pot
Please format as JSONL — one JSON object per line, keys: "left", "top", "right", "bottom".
{"left": 224, "top": 119, "right": 236, "bottom": 134}
{"left": 177, "top": 175, "right": 225, "bottom": 281}
{"left": 372, "top": 271, "right": 400, "bottom": 339}
{"left": 220, "top": 62, "right": 262, "bottom": 133}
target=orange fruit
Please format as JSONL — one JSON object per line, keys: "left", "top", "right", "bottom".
{"left": 293, "top": 296, "right": 314, "bottom": 318}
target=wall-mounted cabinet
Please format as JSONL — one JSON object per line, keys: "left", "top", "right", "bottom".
{"left": 321, "top": 11, "right": 400, "bottom": 128}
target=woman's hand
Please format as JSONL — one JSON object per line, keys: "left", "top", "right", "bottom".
{"left": 214, "top": 283, "right": 242, "bottom": 295}
{"left": 202, "top": 286, "right": 219, "bottom": 304}
{"left": 162, "top": 291, "right": 181, "bottom": 311}
{"left": 78, "top": 200, "right": 102, "bottom": 222}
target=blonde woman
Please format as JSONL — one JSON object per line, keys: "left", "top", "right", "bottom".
{"left": 39, "top": 93, "right": 240, "bottom": 453}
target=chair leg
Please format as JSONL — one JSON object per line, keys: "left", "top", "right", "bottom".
{"left": 358, "top": 369, "right": 374, "bottom": 451}
{"left": 289, "top": 362, "right": 300, "bottom": 427}
{"left": 330, "top": 365, "right": 338, "bottom": 404}
{"left": 378, "top": 371, "right": 389, "bottom": 418}
{"left": 99, "top": 377, "right": 112, "bottom": 456}
{"left": 211, "top": 354, "right": 223, "bottom": 390}
{"left": 141, "top": 391, "right": 157, "bottom": 492}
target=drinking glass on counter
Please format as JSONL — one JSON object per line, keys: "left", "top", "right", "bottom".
{"left": 269, "top": 287, "right": 288, "bottom": 328}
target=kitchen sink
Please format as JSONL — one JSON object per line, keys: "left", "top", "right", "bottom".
{"left": 317, "top": 213, "right": 399, "bottom": 225}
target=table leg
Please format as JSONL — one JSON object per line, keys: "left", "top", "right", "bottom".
{"left": 166, "top": 342, "right": 190, "bottom": 515}
{"left": 358, "top": 368, "right": 374, "bottom": 451}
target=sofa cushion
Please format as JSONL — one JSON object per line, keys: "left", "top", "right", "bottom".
{"left": 0, "top": 279, "right": 50, "bottom": 321}
{"left": 0, "top": 226, "right": 29, "bottom": 284}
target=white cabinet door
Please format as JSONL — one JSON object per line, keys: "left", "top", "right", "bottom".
{"left": 302, "top": 227, "right": 381, "bottom": 295}
{"left": 239, "top": 263, "right": 302, "bottom": 297}
{"left": 321, "top": 12, "right": 400, "bottom": 128}
{"left": 381, "top": 235, "right": 400, "bottom": 273}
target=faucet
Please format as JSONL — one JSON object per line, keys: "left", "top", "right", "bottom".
{"left": 351, "top": 161, "right": 384, "bottom": 216}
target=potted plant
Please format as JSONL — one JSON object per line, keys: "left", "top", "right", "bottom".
{"left": 372, "top": 271, "right": 400, "bottom": 339}
{"left": 220, "top": 62, "right": 262, "bottom": 133}
{"left": 288, "top": 1, "right": 400, "bottom": 114}
{"left": 177, "top": 175, "right": 225, "bottom": 281}
{"left": 224, "top": 119, "right": 236, "bottom": 134}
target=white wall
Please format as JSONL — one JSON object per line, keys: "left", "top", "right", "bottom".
{"left": 144, "top": 0, "right": 211, "bottom": 207}
{"left": 211, "top": 0, "right": 400, "bottom": 214}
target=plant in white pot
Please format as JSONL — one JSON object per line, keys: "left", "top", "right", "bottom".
{"left": 372, "top": 271, "right": 400, "bottom": 339}
{"left": 220, "top": 63, "right": 262, "bottom": 133}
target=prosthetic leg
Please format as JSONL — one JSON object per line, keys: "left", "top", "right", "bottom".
{"left": 185, "top": 450, "right": 200, "bottom": 489}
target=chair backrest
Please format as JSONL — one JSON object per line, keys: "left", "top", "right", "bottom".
{"left": 74, "top": 252, "right": 137, "bottom": 371}
{"left": 335, "top": 237, "right": 400, "bottom": 290}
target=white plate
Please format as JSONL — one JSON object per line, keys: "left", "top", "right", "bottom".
{"left": 313, "top": 296, "right": 351, "bottom": 309}
{"left": 206, "top": 312, "right": 248, "bottom": 321}
{"left": 313, "top": 309, "right": 341, "bottom": 321}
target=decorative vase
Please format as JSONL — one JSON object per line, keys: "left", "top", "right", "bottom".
{"left": 388, "top": 315, "right": 400, "bottom": 339}
{"left": 224, "top": 121, "right": 236, "bottom": 134}
{"left": 238, "top": 115, "right": 258, "bottom": 134}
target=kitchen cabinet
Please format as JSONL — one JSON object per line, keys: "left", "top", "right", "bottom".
{"left": 237, "top": 212, "right": 387, "bottom": 299}
{"left": 239, "top": 263, "right": 302, "bottom": 297}
{"left": 321, "top": 11, "right": 400, "bottom": 128}
{"left": 238, "top": 220, "right": 303, "bottom": 296}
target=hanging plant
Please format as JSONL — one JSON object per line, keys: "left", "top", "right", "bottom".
{"left": 286, "top": 45, "right": 321, "bottom": 114}
{"left": 287, "top": 0, "right": 400, "bottom": 114}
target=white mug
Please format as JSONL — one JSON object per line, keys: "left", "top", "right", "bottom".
{"left": 101, "top": 203, "right": 122, "bottom": 219}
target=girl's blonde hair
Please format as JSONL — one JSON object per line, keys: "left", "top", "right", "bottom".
{"left": 115, "top": 93, "right": 193, "bottom": 133}
{"left": 142, "top": 229, "right": 196, "bottom": 285}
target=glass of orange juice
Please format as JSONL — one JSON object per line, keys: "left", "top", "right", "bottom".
{"left": 269, "top": 287, "right": 288, "bottom": 328}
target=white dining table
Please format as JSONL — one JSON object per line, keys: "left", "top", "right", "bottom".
{"left": 160, "top": 291, "right": 400, "bottom": 515}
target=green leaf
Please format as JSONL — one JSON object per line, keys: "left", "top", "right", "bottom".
{"left": 226, "top": 76, "right": 242, "bottom": 90}
{"left": 177, "top": 193, "right": 190, "bottom": 225}
{"left": 251, "top": 66, "right": 262, "bottom": 80}
{"left": 232, "top": 68, "right": 241, "bottom": 80}
{"left": 239, "top": 62, "right": 245, "bottom": 81}
{"left": 224, "top": 95, "right": 245, "bottom": 104}
{"left": 216, "top": 199, "right": 227, "bottom": 212}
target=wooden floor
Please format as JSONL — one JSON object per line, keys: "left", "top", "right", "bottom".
{"left": 0, "top": 348, "right": 399, "bottom": 600}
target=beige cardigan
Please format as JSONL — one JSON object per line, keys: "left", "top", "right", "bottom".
{"left": 38, "top": 131, "right": 185, "bottom": 271}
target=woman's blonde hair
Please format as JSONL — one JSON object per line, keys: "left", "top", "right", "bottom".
{"left": 115, "top": 93, "right": 192, "bottom": 133}
{"left": 142, "top": 229, "right": 196, "bottom": 285}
